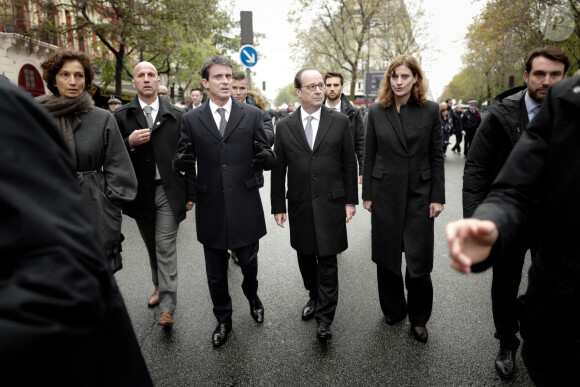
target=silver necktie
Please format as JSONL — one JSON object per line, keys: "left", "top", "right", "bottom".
{"left": 305, "top": 115, "right": 314, "bottom": 149}
{"left": 217, "top": 107, "right": 227, "bottom": 137}
{"left": 143, "top": 105, "right": 153, "bottom": 128}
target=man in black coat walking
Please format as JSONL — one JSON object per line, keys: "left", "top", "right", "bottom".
{"left": 271, "top": 67, "right": 358, "bottom": 341}
{"left": 462, "top": 46, "right": 569, "bottom": 380}
{"left": 173, "top": 56, "right": 276, "bottom": 348}
{"left": 115, "top": 62, "right": 194, "bottom": 328}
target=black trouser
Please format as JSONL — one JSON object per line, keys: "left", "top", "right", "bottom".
{"left": 297, "top": 252, "right": 338, "bottom": 324}
{"left": 492, "top": 246, "right": 532, "bottom": 350}
{"left": 377, "top": 265, "right": 433, "bottom": 327}
{"left": 451, "top": 133, "right": 463, "bottom": 153}
{"left": 203, "top": 241, "right": 259, "bottom": 324}
{"left": 464, "top": 128, "right": 476, "bottom": 155}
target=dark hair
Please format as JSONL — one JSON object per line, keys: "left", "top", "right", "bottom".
{"left": 324, "top": 71, "right": 344, "bottom": 85}
{"left": 525, "top": 46, "right": 570, "bottom": 74}
{"left": 40, "top": 49, "right": 94, "bottom": 96}
{"left": 200, "top": 56, "right": 232, "bottom": 80}
{"left": 232, "top": 71, "right": 246, "bottom": 81}
{"left": 446, "top": 98, "right": 452, "bottom": 104}
{"left": 294, "top": 67, "right": 319, "bottom": 89}
{"left": 377, "top": 54, "right": 427, "bottom": 108}
{"left": 191, "top": 87, "right": 203, "bottom": 94}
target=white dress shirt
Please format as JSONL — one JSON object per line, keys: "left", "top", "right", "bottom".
{"left": 209, "top": 98, "right": 232, "bottom": 132}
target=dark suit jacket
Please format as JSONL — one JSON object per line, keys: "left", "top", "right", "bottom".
{"left": 271, "top": 106, "right": 358, "bottom": 256}
{"left": 362, "top": 99, "right": 444, "bottom": 275}
{"left": 472, "top": 76, "right": 580, "bottom": 383}
{"left": 0, "top": 79, "right": 151, "bottom": 386}
{"left": 177, "top": 97, "right": 275, "bottom": 250}
{"left": 114, "top": 96, "right": 193, "bottom": 222}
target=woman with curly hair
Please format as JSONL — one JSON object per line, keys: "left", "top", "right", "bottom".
{"left": 362, "top": 54, "right": 445, "bottom": 343}
{"left": 37, "top": 49, "right": 137, "bottom": 273}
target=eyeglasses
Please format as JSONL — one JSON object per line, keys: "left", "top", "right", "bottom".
{"left": 391, "top": 74, "right": 412, "bottom": 81}
{"left": 301, "top": 83, "right": 326, "bottom": 91}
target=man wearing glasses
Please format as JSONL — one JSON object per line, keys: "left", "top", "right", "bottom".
{"left": 271, "top": 67, "right": 358, "bottom": 341}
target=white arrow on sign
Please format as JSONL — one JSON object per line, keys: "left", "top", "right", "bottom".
{"left": 243, "top": 49, "right": 256, "bottom": 64}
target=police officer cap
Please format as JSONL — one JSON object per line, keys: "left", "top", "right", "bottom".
{"left": 468, "top": 100, "right": 477, "bottom": 105}
{"left": 108, "top": 96, "right": 122, "bottom": 105}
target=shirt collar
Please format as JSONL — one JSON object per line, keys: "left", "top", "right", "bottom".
{"left": 138, "top": 97, "right": 159, "bottom": 111}
{"left": 524, "top": 91, "right": 541, "bottom": 115}
{"left": 209, "top": 97, "right": 233, "bottom": 115}
{"left": 325, "top": 100, "right": 340, "bottom": 112}
{"left": 300, "top": 106, "right": 322, "bottom": 123}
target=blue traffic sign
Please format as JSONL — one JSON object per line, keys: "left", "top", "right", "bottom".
{"left": 240, "top": 45, "right": 258, "bottom": 67}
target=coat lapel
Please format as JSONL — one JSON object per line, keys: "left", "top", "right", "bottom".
{"left": 289, "top": 106, "right": 312, "bottom": 152}
{"left": 71, "top": 115, "right": 81, "bottom": 133}
{"left": 384, "top": 104, "right": 408, "bottom": 153}
{"left": 129, "top": 98, "right": 149, "bottom": 130}
{"left": 198, "top": 101, "right": 223, "bottom": 142}
{"left": 313, "top": 106, "right": 333, "bottom": 151}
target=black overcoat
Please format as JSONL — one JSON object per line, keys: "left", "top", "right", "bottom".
{"left": 177, "top": 97, "right": 274, "bottom": 250}
{"left": 472, "top": 76, "right": 580, "bottom": 384}
{"left": 114, "top": 96, "right": 193, "bottom": 222}
{"left": 0, "top": 80, "right": 152, "bottom": 385}
{"left": 271, "top": 106, "right": 358, "bottom": 256}
{"left": 362, "top": 99, "right": 445, "bottom": 276}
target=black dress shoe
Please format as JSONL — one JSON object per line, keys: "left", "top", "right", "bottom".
{"left": 411, "top": 326, "right": 428, "bottom": 343}
{"left": 301, "top": 298, "right": 316, "bottom": 321}
{"left": 385, "top": 314, "right": 405, "bottom": 325}
{"left": 249, "top": 297, "right": 264, "bottom": 323}
{"left": 212, "top": 322, "right": 232, "bottom": 348}
{"left": 495, "top": 348, "right": 515, "bottom": 380}
{"left": 316, "top": 321, "right": 332, "bottom": 341}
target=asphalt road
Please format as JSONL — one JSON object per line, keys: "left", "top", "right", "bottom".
{"left": 116, "top": 139, "right": 533, "bottom": 386}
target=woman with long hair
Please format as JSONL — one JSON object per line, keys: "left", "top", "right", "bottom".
{"left": 37, "top": 49, "right": 137, "bottom": 273}
{"left": 362, "top": 54, "right": 445, "bottom": 343}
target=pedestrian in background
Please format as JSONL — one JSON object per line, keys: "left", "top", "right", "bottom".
{"left": 447, "top": 75, "right": 580, "bottom": 386}
{"left": 37, "top": 49, "right": 137, "bottom": 274}
{"left": 462, "top": 100, "right": 481, "bottom": 156}
{"left": 324, "top": 71, "right": 365, "bottom": 183}
{"left": 362, "top": 54, "right": 445, "bottom": 344}
{"left": 108, "top": 95, "right": 123, "bottom": 113}
{"left": 451, "top": 103, "right": 464, "bottom": 154}
{"left": 440, "top": 102, "right": 452, "bottom": 156}
{"left": 115, "top": 61, "right": 193, "bottom": 328}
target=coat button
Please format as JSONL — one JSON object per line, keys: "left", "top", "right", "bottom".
{"left": 312, "top": 175, "right": 317, "bottom": 180}
{"left": 311, "top": 154, "right": 316, "bottom": 159}
{"left": 222, "top": 164, "right": 227, "bottom": 169}
{"left": 221, "top": 143, "right": 225, "bottom": 147}
{"left": 313, "top": 194, "right": 318, "bottom": 199}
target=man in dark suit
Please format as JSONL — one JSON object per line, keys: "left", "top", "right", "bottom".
{"left": 115, "top": 62, "right": 194, "bottom": 328}
{"left": 173, "top": 56, "right": 276, "bottom": 348}
{"left": 271, "top": 67, "right": 358, "bottom": 341}
{"left": 0, "top": 78, "right": 152, "bottom": 385}
{"left": 448, "top": 75, "right": 580, "bottom": 386}
{"left": 463, "top": 46, "right": 569, "bottom": 380}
